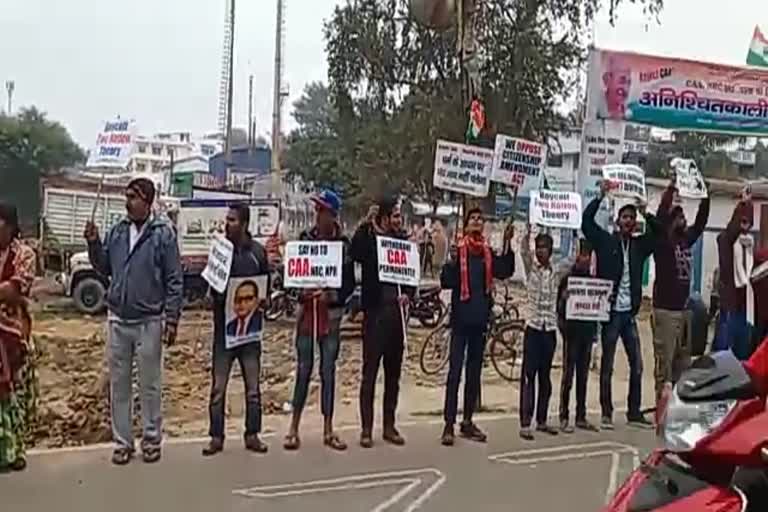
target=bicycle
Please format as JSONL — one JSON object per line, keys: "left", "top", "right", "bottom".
{"left": 418, "top": 310, "right": 525, "bottom": 382}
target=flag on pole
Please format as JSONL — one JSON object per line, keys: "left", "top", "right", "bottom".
{"left": 466, "top": 99, "right": 485, "bottom": 141}
{"left": 747, "top": 25, "right": 768, "bottom": 68}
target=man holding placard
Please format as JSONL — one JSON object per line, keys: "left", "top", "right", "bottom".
{"left": 283, "top": 190, "right": 354, "bottom": 452}
{"left": 582, "top": 180, "right": 659, "bottom": 430}
{"left": 351, "top": 196, "right": 415, "bottom": 449}
{"left": 518, "top": 225, "right": 576, "bottom": 440}
{"left": 202, "top": 204, "right": 271, "bottom": 457}
{"left": 651, "top": 176, "right": 710, "bottom": 402}
{"left": 85, "top": 178, "right": 183, "bottom": 465}
{"left": 439, "top": 208, "right": 515, "bottom": 446}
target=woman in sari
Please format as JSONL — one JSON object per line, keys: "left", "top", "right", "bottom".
{"left": 0, "top": 202, "right": 37, "bottom": 472}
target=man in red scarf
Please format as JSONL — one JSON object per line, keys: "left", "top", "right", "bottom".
{"left": 439, "top": 208, "right": 515, "bottom": 446}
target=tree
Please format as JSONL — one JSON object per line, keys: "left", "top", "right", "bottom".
{"left": 314, "top": 0, "right": 664, "bottom": 203}
{"left": 0, "top": 106, "right": 84, "bottom": 174}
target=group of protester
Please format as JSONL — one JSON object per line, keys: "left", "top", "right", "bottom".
{"left": 0, "top": 172, "right": 766, "bottom": 471}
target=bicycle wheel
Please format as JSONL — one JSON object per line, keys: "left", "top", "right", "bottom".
{"left": 419, "top": 324, "right": 452, "bottom": 375}
{"left": 503, "top": 303, "right": 520, "bottom": 321}
{"left": 489, "top": 322, "right": 524, "bottom": 382}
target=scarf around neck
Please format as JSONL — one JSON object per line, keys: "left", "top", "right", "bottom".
{"left": 733, "top": 234, "right": 755, "bottom": 325}
{"left": 458, "top": 234, "right": 493, "bottom": 302}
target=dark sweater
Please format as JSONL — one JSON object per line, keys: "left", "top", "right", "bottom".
{"left": 581, "top": 197, "right": 659, "bottom": 316}
{"left": 440, "top": 246, "right": 515, "bottom": 331}
{"left": 653, "top": 186, "right": 710, "bottom": 311}
{"left": 557, "top": 267, "right": 598, "bottom": 340}
{"left": 717, "top": 200, "right": 754, "bottom": 313}
{"left": 350, "top": 222, "right": 415, "bottom": 312}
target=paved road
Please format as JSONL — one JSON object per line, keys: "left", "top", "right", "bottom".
{"left": 3, "top": 416, "right": 655, "bottom": 512}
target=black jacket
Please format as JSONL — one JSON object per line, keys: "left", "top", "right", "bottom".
{"left": 557, "top": 267, "right": 598, "bottom": 340}
{"left": 298, "top": 225, "right": 355, "bottom": 311}
{"left": 350, "top": 222, "right": 416, "bottom": 312}
{"left": 212, "top": 234, "right": 270, "bottom": 342}
{"left": 581, "top": 197, "right": 658, "bottom": 316}
{"left": 441, "top": 245, "right": 515, "bottom": 331}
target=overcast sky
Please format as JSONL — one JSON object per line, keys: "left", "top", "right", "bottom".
{"left": 0, "top": 0, "right": 763, "bottom": 148}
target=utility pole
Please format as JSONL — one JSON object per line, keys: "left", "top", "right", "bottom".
{"left": 224, "top": 0, "right": 236, "bottom": 171}
{"left": 248, "top": 74, "right": 254, "bottom": 147}
{"left": 5, "top": 80, "right": 14, "bottom": 115}
{"left": 271, "top": 0, "right": 285, "bottom": 172}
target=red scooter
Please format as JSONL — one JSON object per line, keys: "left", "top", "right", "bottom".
{"left": 604, "top": 340, "right": 768, "bottom": 512}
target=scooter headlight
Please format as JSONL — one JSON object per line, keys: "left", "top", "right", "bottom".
{"left": 661, "top": 386, "right": 736, "bottom": 452}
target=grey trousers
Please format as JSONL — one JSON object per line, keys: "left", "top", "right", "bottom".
{"left": 108, "top": 318, "right": 164, "bottom": 451}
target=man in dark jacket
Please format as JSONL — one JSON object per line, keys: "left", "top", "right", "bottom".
{"left": 713, "top": 188, "right": 755, "bottom": 360}
{"left": 439, "top": 208, "right": 515, "bottom": 446}
{"left": 283, "top": 190, "right": 355, "bottom": 452}
{"left": 557, "top": 239, "right": 599, "bottom": 434}
{"left": 652, "top": 179, "right": 710, "bottom": 402}
{"left": 202, "top": 203, "right": 271, "bottom": 456}
{"left": 85, "top": 178, "right": 183, "bottom": 465}
{"left": 582, "top": 181, "right": 659, "bottom": 430}
{"left": 351, "top": 196, "right": 414, "bottom": 448}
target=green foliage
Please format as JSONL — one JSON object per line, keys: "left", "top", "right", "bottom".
{"left": 0, "top": 106, "right": 84, "bottom": 175}
{"left": 287, "top": 0, "right": 664, "bottom": 206}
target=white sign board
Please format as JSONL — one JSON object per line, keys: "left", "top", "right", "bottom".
{"left": 671, "top": 158, "right": 708, "bottom": 200}
{"left": 201, "top": 235, "right": 234, "bottom": 294}
{"left": 491, "top": 134, "right": 546, "bottom": 197}
{"left": 224, "top": 275, "right": 268, "bottom": 349}
{"left": 86, "top": 118, "right": 137, "bottom": 169}
{"left": 283, "top": 241, "right": 343, "bottom": 289}
{"left": 602, "top": 164, "right": 647, "bottom": 201}
{"left": 433, "top": 140, "right": 493, "bottom": 197}
{"left": 565, "top": 277, "right": 614, "bottom": 322}
{"left": 376, "top": 236, "right": 421, "bottom": 287}
{"left": 529, "top": 190, "right": 583, "bottom": 230}
{"left": 578, "top": 120, "right": 626, "bottom": 204}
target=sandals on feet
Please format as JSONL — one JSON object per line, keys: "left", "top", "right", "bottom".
{"left": 111, "top": 448, "right": 133, "bottom": 466}
{"left": 142, "top": 444, "right": 161, "bottom": 464}
{"left": 324, "top": 433, "right": 347, "bottom": 451}
{"left": 283, "top": 433, "right": 301, "bottom": 451}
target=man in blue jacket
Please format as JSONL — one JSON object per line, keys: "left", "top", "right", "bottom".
{"left": 85, "top": 178, "right": 183, "bottom": 465}
{"left": 582, "top": 181, "right": 658, "bottom": 430}
{"left": 440, "top": 208, "right": 515, "bottom": 446}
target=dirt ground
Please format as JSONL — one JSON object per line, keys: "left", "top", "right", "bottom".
{"left": 27, "top": 291, "right": 659, "bottom": 449}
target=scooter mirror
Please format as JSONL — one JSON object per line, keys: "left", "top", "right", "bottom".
{"left": 761, "top": 446, "right": 768, "bottom": 464}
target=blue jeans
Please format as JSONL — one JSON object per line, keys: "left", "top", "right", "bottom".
{"left": 443, "top": 326, "right": 486, "bottom": 425}
{"left": 600, "top": 311, "right": 643, "bottom": 420}
{"left": 208, "top": 339, "right": 262, "bottom": 439}
{"left": 291, "top": 318, "right": 342, "bottom": 417}
{"left": 713, "top": 310, "right": 751, "bottom": 360}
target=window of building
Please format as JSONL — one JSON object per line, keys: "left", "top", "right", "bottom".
{"left": 152, "top": 161, "right": 162, "bottom": 172}
{"left": 572, "top": 153, "right": 580, "bottom": 169}
{"left": 135, "top": 162, "right": 146, "bottom": 172}
{"left": 138, "top": 144, "right": 147, "bottom": 154}
{"left": 547, "top": 153, "right": 563, "bottom": 168}
{"left": 152, "top": 145, "right": 163, "bottom": 156}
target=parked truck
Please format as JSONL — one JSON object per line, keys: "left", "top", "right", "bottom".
{"left": 61, "top": 197, "right": 281, "bottom": 314}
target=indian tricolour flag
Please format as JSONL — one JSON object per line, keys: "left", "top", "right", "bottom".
{"left": 747, "top": 25, "right": 768, "bottom": 68}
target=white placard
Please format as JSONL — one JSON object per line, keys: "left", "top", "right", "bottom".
{"left": 578, "top": 120, "right": 626, "bottom": 204}
{"left": 565, "top": 277, "right": 614, "bottom": 322}
{"left": 529, "top": 190, "right": 583, "bottom": 230}
{"left": 671, "top": 158, "right": 708, "bottom": 200}
{"left": 491, "top": 134, "right": 546, "bottom": 197}
{"left": 201, "top": 234, "right": 234, "bottom": 294}
{"left": 602, "top": 164, "right": 647, "bottom": 201}
{"left": 225, "top": 275, "right": 269, "bottom": 349}
{"left": 376, "top": 236, "right": 421, "bottom": 287}
{"left": 86, "top": 118, "right": 137, "bottom": 169}
{"left": 283, "top": 241, "right": 343, "bottom": 289}
{"left": 433, "top": 140, "right": 493, "bottom": 197}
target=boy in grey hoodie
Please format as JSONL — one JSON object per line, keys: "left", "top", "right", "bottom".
{"left": 85, "top": 178, "right": 183, "bottom": 465}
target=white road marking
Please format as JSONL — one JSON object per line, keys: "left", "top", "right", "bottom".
{"left": 233, "top": 468, "right": 446, "bottom": 512}
{"left": 605, "top": 451, "right": 621, "bottom": 504}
